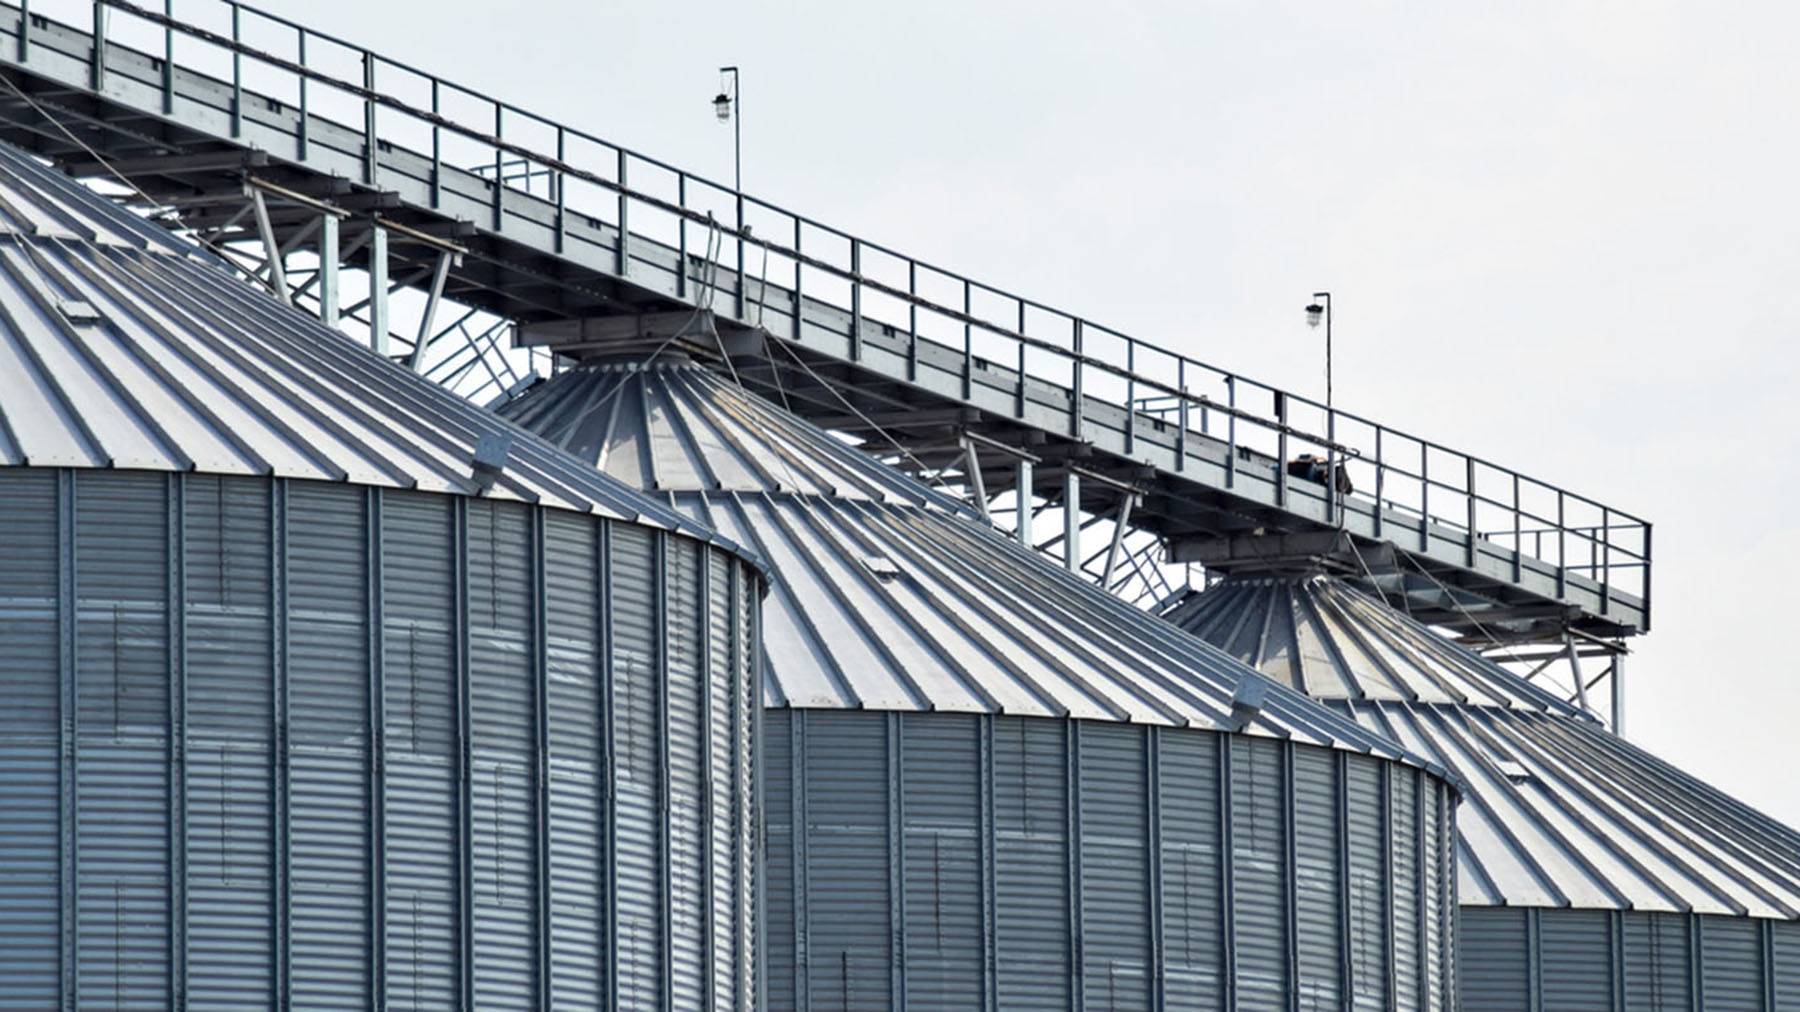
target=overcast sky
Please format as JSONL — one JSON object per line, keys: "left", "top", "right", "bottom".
{"left": 240, "top": 0, "right": 1800, "bottom": 826}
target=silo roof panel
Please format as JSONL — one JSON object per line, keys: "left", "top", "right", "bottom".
{"left": 1176, "top": 573, "right": 1800, "bottom": 919}
{"left": 502, "top": 359, "right": 1449, "bottom": 776}
{"left": 0, "top": 143, "right": 750, "bottom": 563}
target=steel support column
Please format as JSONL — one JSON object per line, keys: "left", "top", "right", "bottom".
{"left": 1015, "top": 458, "right": 1033, "bottom": 547}
{"left": 1063, "top": 470, "right": 1081, "bottom": 575}
{"left": 369, "top": 224, "right": 389, "bottom": 356}
{"left": 319, "top": 212, "right": 339, "bottom": 329}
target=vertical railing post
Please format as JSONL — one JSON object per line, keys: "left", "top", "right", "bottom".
{"left": 296, "top": 30, "right": 309, "bottom": 160}
{"left": 1418, "top": 443, "right": 1430, "bottom": 553}
{"left": 906, "top": 260, "right": 918, "bottom": 382}
{"left": 1372, "top": 428, "right": 1386, "bottom": 539}
{"left": 1015, "top": 302, "right": 1027, "bottom": 420}
{"left": 961, "top": 280, "right": 974, "bottom": 401}
{"left": 674, "top": 172, "right": 686, "bottom": 296}
{"left": 1555, "top": 491, "right": 1568, "bottom": 599}
{"left": 556, "top": 130, "right": 568, "bottom": 256}
{"left": 1511, "top": 474, "right": 1522, "bottom": 583}
{"left": 1124, "top": 341, "right": 1136, "bottom": 456}
{"left": 1274, "top": 390, "right": 1288, "bottom": 508}
{"left": 90, "top": 2, "right": 106, "bottom": 92}
{"left": 1175, "top": 359, "right": 1188, "bottom": 474}
{"left": 791, "top": 219, "right": 803, "bottom": 341}
{"left": 160, "top": 0, "right": 173, "bottom": 115}
{"left": 1069, "top": 320, "right": 1084, "bottom": 439}
{"left": 1465, "top": 458, "right": 1477, "bottom": 567}
{"left": 849, "top": 239, "right": 862, "bottom": 360}
{"left": 429, "top": 79, "right": 441, "bottom": 208}
{"left": 230, "top": 3, "right": 244, "bottom": 138}
{"left": 16, "top": 0, "right": 29, "bottom": 64}
{"left": 360, "top": 51, "right": 376, "bottom": 183}
{"left": 615, "top": 149, "right": 630, "bottom": 279}
{"left": 1600, "top": 506, "right": 1612, "bottom": 616}
{"left": 1225, "top": 375, "right": 1237, "bottom": 490}
{"left": 491, "top": 107, "right": 505, "bottom": 231}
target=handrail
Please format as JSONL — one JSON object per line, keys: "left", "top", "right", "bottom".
{"left": 19, "top": 0, "right": 1650, "bottom": 618}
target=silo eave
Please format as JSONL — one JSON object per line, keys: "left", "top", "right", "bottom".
{"left": 0, "top": 141, "right": 758, "bottom": 570}
{"left": 500, "top": 358, "right": 1452, "bottom": 779}
{"left": 1174, "top": 572, "right": 1800, "bottom": 919}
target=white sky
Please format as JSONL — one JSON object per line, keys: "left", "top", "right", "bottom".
{"left": 250, "top": 0, "right": 1800, "bottom": 826}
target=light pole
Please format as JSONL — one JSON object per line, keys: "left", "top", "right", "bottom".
{"left": 713, "top": 67, "right": 743, "bottom": 316}
{"left": 1304, "top": 292, "right": 1337, "bottom": 524}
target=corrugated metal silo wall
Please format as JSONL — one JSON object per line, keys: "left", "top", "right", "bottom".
{"left": 0, "top": 469, "right": 762, "bottom": 1011}
{"left": 1461, "top": 908, "right": 1800, "bottom": 1011}
{"left": 765, "top": 709, "right": 1458, "bottom": 1011}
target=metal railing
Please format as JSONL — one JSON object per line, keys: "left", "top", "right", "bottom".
{"left": 9, "top": 0, "right": 1651, "bottom": 621}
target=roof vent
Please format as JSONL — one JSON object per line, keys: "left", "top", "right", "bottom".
{"left": 1496, "top": 758, "right": 1533, "bottom": 784}
{"left": 470, "top": 433, "right": 512, "bottom": 494}
{"left": 58, "top": 298, "right": 101, "bottom": 324}
{"left": 864, "top": 555, "right": 901, "bottom": 582}
{"left": 1226, "top": 675, "right": 1269, "bottom": 731}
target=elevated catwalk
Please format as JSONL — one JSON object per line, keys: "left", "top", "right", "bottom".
{"left": 0, "top": 1, "right": 1647, "bottom": 662}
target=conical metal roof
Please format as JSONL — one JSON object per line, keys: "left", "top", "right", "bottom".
{"left": 1164, "top": 574, "right": 1591, "bottom": 712}
{"left": 500, "top": 357, "right": 1448, "bottom": 772}
{"left": 1167, "top": 573, "right": 1800, "bottom": 918}
{"left": 0, "top": 143, "right": 727, "bottom": 546}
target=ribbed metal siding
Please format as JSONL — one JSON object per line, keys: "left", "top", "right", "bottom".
{"left": 287, "top": 482, "right": 372, "bottom": 1010}
{"left": 1231, "top": 736, "right": 1288, "bottom": 1009}
{"left": 1159, "top": 729, "right": 1223, "bottom": 1010}
{"left": 75, "top": 472, "right": 172, "bottom": 1012}
{"left": 903, "top": 714, "right": 984, "bottom": 1011}
{"left": 543, "top": 511, "right": 606, "bottom": 1010}
{"left": 1460, "top": 908, "right": 1529, "bottom": 1012}
{"left": 609, "top": 524, "right": 665, "bottom": 1011}
{"left": 666, "top": 539, "right": 706, "bottom": 1012}
{"left": 1773, "top": 920, "right": 1800, "bottom": 1009}
{"left": 1082, "top": 722, "right": 1151, "bottom": 1012}
{"left": 0, "top": 468, "right": 762, "bottom": 1011}
{"left": 802, "top": 711, "right": 892, "bottom": 1011}
{"left": 1464, "top": 908, "right": 1800, "bottom": 1011}
{"left": 0, "top": 471, "right": 57, "bottom": 1009}
{"left": 1345, "top": 759, "right": 1389, "bottom": 1011}
{"left": 1541, "top": 910, "right": 1612, "bottom": 1012}
{"left": 1292, "top": 746, "right": 1341, "bottom": 1011}
{"left": 1390, "top": 769, "right": 1420, "bottom": 1012}
{"left": 1702, "top": 916, "right": 1764, "bottom": 1012}
{"left": 765, "top": 709, "right": 798, "bottom": 1009}
{"left": 1622, "top": 912, "right": 1691, "bottom": 1011}
{"left": 381, "top": 491, "right": 460, "bottom": 1012}
{"left": 184, "top": 473, "right": 275, "bottom": 1010}
{"left": 706, "top": 550, "right": 748, "bottom": 1012}
{"left": 467, "top": 500, "right": 538, "bottom": 1011}
{"left": 993, "top": 716, "right": 1070, "bottom": 1009}
{"left": 767, "top": 711, "right": 1457, "bottom": 1012}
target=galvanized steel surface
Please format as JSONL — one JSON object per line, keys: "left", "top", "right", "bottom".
{"left": 1167, "top": 574, "right": 1800, "bottom": 918}
{"left": 0, "top": 145, "right": 768, "bottom": 1011}
{"left": 765, "top": 709, "right": 1458, "bottom": 1012}
{"left": 501, "top": 359, "right": 1449, "bottom": 772}
{"left": 0, "top": 142, "right": 733, "bottom": 548}
{"left": 1461, "top": 908, "right": 1800, "bottom": 1012}
{"left": 0, "top": 468, "right": 762, "bottom": 1011}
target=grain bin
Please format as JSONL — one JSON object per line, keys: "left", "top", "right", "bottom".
{"left": 0, "top": 143, "right": 762, "bottom": 1011}
{"left": 1167, "top": 572, "right": 1800, "bottom": 1010}
{"left": 503, "top": 355, "right": 1462, "bottom": 1011}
